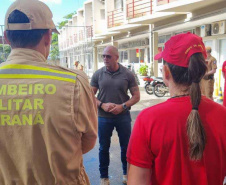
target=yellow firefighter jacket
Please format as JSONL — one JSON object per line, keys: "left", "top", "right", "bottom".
{"left": 0, "top": 48, "right": 97, "bottom": 185}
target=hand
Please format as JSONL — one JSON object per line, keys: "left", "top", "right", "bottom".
{"left": 109, "top": 104, "right": 124, "bottom": 115}
{"left": 203, "top": 75, "right": 208, "bottom": 80}
{"left": 101, "top": 103, "right": 116, "bottom": 112}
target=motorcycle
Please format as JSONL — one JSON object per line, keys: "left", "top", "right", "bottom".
{"left": 151, "top": 77, "right": 169, "bottom": 97}
{"left": 143, "top": 76, "right": 154, "bottom": 95}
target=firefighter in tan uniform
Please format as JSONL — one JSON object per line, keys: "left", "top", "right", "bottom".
{"left": 1, "top": 0, "right": 97, "bottom": 184}
{"left": 200, "top": 46, "right": 217, "bottom": 100}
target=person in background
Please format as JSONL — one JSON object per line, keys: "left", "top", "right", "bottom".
{"left": 91, "top": 46, "right": 140, "bottom": 185}
{"left": 222, "top": 60, "right": 226, "bottom": 107}
{"left": 127, "top": 33, "right": 226, "bottom": 185}
{"left": 1, "top": 0, "right": 97, "bottom": 184}
{"left": 127, "top": 64, "right": 140, "bottom": 86}
{"left": 200, "top": 46, "right": 217, "bottom": 100}
{"left": 74, "top": 60, "right": 82, "bottom": 70}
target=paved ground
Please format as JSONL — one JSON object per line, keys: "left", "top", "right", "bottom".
{"left": 83, "top": 87, "right": 169, "bottom": 185}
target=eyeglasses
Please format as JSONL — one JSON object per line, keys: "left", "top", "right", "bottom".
{"left": 101, "top": 55, "right": 112, "bottom": 59}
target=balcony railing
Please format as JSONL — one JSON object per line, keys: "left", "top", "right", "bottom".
{"left": 67, "top": 39, "right": 69, "bottom": 48}
{"left": 79, "top": 30, "right": 84, "bottom": 41}
{"left": 73, "top": 33, "right": 78, "bottom": 44}
{"left": 127, "top": 0, "right": 153, "bottom": 19}
{"left": 60, "top": 27, "right": 93, "bottom": 49}
{"left": 86, "top": 26, "right": 93, "bottom": 38}
{"left": 69, "top": 36, "right": 73, "bottom": 46}
{"left": 156, "top": 0, "right": 178, "bottom": 6}
{"left": 108, "top": 8, "right": 124, "bottom": 28}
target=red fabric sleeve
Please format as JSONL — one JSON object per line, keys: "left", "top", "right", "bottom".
{"left": 127, "top": 112, "right": 154, "bottom": 169}
{"left": 222, "top": 61, "right": 226, "bottom": 74}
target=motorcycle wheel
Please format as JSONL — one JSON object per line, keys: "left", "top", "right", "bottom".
{"left": 153, "top": 83, "right": 166, "bottom": 97}
{"left": 145, "top": 84, "right": 153, "bottom": 95}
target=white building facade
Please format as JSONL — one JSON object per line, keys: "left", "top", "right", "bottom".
{"left": 59, "top": 0, "right": 226, "bottom": 91}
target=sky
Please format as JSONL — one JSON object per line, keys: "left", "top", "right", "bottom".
{"left": 0, "top": 0, "right": 86, "bottom": 26}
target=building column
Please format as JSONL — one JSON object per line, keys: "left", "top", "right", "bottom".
{"left": 93, "top": 46, "right": 98, "bottom": 71}
{"left": 149, "top": 25, "right": 159, "bottom": 77}
{"left": 149, "top": 25, "right": 154, "bottom": 76}
{"left": 128, "top": 49, "right": 131, "bottom": 64}
{"left": 144, "top": 47, "right": 148, "bottom": 64}
{"left": 153, "top": 32, "right": 159, "bottom": 77}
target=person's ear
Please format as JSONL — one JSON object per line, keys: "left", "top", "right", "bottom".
{"left": 163, "top": 64, "right": 170, "bottom": 79}
{"left": 116, "top": 55, "right": 119, "bottom": 61}
{"left": 4, "top": 31, "right": 11, "bottom": 45}
{"left": 43, "top": 30, "right": 52, "bottom": 46}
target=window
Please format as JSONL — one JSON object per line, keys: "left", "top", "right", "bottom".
{"left": 100, "top": 9, "right": 105, "bottom": 20}
{"left": 115, "top": 0, "right": 123, "bottom": 9}
{"left": 119, "top": 51, "right": 128, "bottom": 63}
{"left": 219, "top": 39, "right": 226, "bottom": 91}
{"left": 219, "top": 39, "right": 226, "bottom": 67}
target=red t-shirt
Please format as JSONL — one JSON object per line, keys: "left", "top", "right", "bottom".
{"left": 223, "top": 61, "right": 226, "bottom": 75}
{"left": 127, "top": 96, "right": 226, "bottom": 185}
{"left": 223, "top": 61, "right": 226, "bottom": 106}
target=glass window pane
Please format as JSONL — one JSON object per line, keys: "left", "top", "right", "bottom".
{"left": 219, "top": 39, "right": 226, "bottom": 92}
{"left": 219, "top": 39, "right": 226, "bottom": 67}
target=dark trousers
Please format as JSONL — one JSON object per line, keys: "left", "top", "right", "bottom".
{"left": 98, "top": 112, "right": 131, "bottom": 178}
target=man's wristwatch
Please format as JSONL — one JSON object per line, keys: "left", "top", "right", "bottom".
{"left": 122, "top": 103, "right": 127, "bottom": 110}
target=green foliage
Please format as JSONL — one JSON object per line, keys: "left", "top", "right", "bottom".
{"left": 58, "top": 20, "right": 68, "bottom": 29}
{"left": 57, "top": 11, "right": 76, "bottom": 29}
{"left": 139, "top": 64, "right": 148, "bottom": 76}
{"left": 50, "top": 45, "right": 59, "bottom": 61}
{"left": 63, "top": 11, "right": 76, "bottom": 19}
{"left": 52, "top": 33, "right": 58, "bottom": 44}
{"left": 0, "top": 44, "right": 11, "bottom": 63}
{"left": 50, "top": 33, "right": 59, "bottom": 61}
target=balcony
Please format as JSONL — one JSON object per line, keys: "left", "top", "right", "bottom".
{"left": 155, "top": 0, "right": 225, "bottom": 13}
{"left": 107, "top": 8, "right": 124, "bottom": 28}
{"left": 73, "top": 34, "right": 78, "bottom": 44}
{"left": 79, "top": 30, "right": 84, "bottom": 41}
{"left": 156, "top": 0, "right": 177, "bottom": 6}
{"left": 66, "top": 39, "right": 69, "bottom": 48}
{"left": 126, "top": 0, "right": 175, "bottom": 25}
{"left": 127, "top": 0, "right": 153, "bottom": 19}
{"left": 69, "top": 36, "right": 73, "bottom": 46}
{"left": 86, "top": 26, "right": 93, "bottom": 38}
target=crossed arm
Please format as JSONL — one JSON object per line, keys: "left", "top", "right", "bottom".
{"left": 91, "top": 86, "right": 140, "bottom": 115}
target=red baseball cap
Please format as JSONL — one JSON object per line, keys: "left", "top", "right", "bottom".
{"left": 154, "top": 32, "right": 207, "bottom": 67}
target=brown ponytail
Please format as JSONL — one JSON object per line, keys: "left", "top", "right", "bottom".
{"left": 166, "top": 53, "right": 207, "bottom": 160}
{"left": 187, "top": 53, "right": 207, "bottom": 160}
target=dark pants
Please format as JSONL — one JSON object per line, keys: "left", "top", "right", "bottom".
{"left": 98, "top": 112, "right": 131, "bottom": 178}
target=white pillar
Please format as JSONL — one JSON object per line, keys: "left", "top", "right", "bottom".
{"left": 128, "top": 49, "right": 131, "bottom": 63}
{"left": 153, "top": 32, "right": 159, "bottom": 77}
{"left": 93, "top": 46, "right": 98, "bottom": 70}
{"left": 149, "top": 25, "right": 154, "bottom": 76}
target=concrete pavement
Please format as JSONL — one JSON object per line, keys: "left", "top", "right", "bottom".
{"left": 83, "top": 87, "right": 168, "bottom": 185}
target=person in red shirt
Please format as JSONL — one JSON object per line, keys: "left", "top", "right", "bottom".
{"left": 222, "top": 61, "right": 226, "bottom": 107}
{"left": 127, "top": 33, "right": 226, "bottom": 185}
